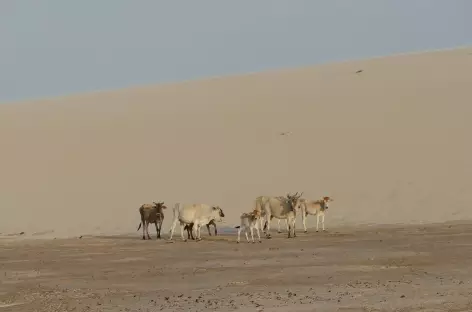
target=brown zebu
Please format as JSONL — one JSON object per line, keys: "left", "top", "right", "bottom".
{"left": 137, "top": 201, "right": 167, "bottom": 239}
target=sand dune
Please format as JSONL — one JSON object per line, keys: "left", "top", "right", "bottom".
{"left": 1, "top": 47, "right": 471, "bottom": 239}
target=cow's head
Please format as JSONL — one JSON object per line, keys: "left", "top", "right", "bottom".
{"left": 319, "top": 196, "right": 333, "bottom": 210}
{"left": 212, "top": 206, "right": 225, "bottom": 221}
{"left": 153, "top": 201, "right": 167, "bottom": 210}
{"left": 286, "top": 192, "right": 304, "bottom": 211}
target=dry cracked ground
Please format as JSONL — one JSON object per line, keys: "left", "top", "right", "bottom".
{"left": 2, "top": 222, "right": 472, "bottom": 312}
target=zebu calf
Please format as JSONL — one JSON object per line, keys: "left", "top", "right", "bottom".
{"left": 300, "top": 196, "right": 333, "bottom": 232}
{"left": 183, "top": 219, "right": 217, "bottom": 240}
{"left": 235, "top": 209, "right": 262, "bottom": 243}
{"left": 137, "top": 201, "right": 167, "bottom": 240}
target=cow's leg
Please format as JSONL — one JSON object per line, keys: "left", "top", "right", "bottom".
{"left": 322, "top": 214, "right": 326, "bottom": 231}
{"left": 190, "top": 223, "right": 196, "bottom": 241}
{"left": 285, "top": 219, "right": 290, "bottom": 232}
{"left": 237, "top": 226, "right": 242, "bottom": 243}
{"left": 145, "top": 221, "right": 151, "bottom": 240}
{"left": 184, "top": 224, "right": 193, "bottom": 240}
{"left": 255, "top": 224, "right": 262, "bottom": 243}
{"left": 157, "top": 220, "right": 163, "bottom": 239}
{"left": 277, "top": 219, "right": 282, "bottom": 233}
{"left": 192, "top": 222, "right": 200, "bottom": 241}
{"left": 159, "top": 217, "right": 164, "bottom": 238}
{"left": 184, "top": 224, "right": 190, "bottom": 239}
{"left": 180, "top": 222, "right": 187, "bottom": 242}
{"left": 244, "top": 228, "right": 250, "bottom": 243}
{"left": 155, "top": 222, "right": 159, "bottom": 239}
{"left": 197, "top": 224, "right": 203, "bottom": 241}
{"left": 186, "top": 225, "right": 193, "bottom": 240}
{"left": 302, "top": 212, "right": 308, "bottom": 233}
{"left": 194, "top": 224, "right": 199, "bottom": 241}
{"left": 250, "top": 226, "right": 255, "bottom": 243}
{"left": 264, "top": 214, "right": 272, "bottom": 238}
{"left": 287, "top": 217, "right": 294, "bottom": 238}
{"left": 141, "top": 219, "right": 146, "bottom": 240}
{"left": 316, "top": 215, "right": 320, "bottom": 232}
{"left": 292, "top": 217, "right": 297, "bottom": 238}
{"left": 168, "top": 218, "right": 179, "bottom": 240}
{"left": 213, "top": 223, "right": 218, "bottom": 236}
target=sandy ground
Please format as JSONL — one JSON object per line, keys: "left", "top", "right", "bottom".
{"left": 2, "top": 221, "right": 472, "bottom": 312}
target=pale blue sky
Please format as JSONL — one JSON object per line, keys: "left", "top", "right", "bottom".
{"left": 1, "top": 1, "right": 471, "bottom": 103}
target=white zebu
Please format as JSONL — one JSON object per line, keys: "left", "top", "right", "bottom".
{"left": 137, "top": 201, "right": 167, "bottom": 240}
{"left": 255, "top": 192, "right": 304, "bottom": 238}
{"left": 254, "top": 196, "right": 290, "bottom": 232}
{"left": 300, "top": 196, "right": 333, "bottom": 232}
{"left": 235, "top": 209, "right": 262, "bottom": 243}
{"left": 168, "top": 203, "right": 225, "bottom": 241}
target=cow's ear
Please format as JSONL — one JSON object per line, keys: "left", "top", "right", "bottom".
{"left": 212, "top": 206, "right": 217, "bottom": 210}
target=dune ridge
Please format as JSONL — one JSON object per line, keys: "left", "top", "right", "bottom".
{"left": 1, "top": 47, "right": 471, "bottom": 239}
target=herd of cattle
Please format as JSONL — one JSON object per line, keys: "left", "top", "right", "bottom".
{"left": 137, "top": 192, "right": 333, "bottom": 243}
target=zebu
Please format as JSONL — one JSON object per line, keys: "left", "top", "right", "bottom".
{"left": 168, "top": 203, "right": 225, "bottom": 241}
{"left": 255, "top": 192, "right": 304, "bottom": 238}
{"left": 300, "top": 196, "right": 333, "bottom": 232}
{"left": 235, "top": 209, "right": 262, "bottom": 243}
{"left": 137, "top": 201, "right": 167, "bottom": 240}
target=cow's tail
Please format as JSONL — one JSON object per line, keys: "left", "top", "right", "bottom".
{"left": 137, "top": 223, "right": 142, "bottom": 231}
{"left": 234, "top": 226, "right": 241, "bottom": 229}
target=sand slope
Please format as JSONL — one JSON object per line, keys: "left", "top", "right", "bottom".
{"left": 1, "top": 47, "right": 471, "bottom": 238}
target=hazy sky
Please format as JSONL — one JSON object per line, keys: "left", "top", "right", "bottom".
{"left": 1, "top": 1, "right": 471, "bottom": 103}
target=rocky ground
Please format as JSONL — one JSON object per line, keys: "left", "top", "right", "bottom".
{"left": 2, "top": 221, "right": 472, "bottom": 312}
